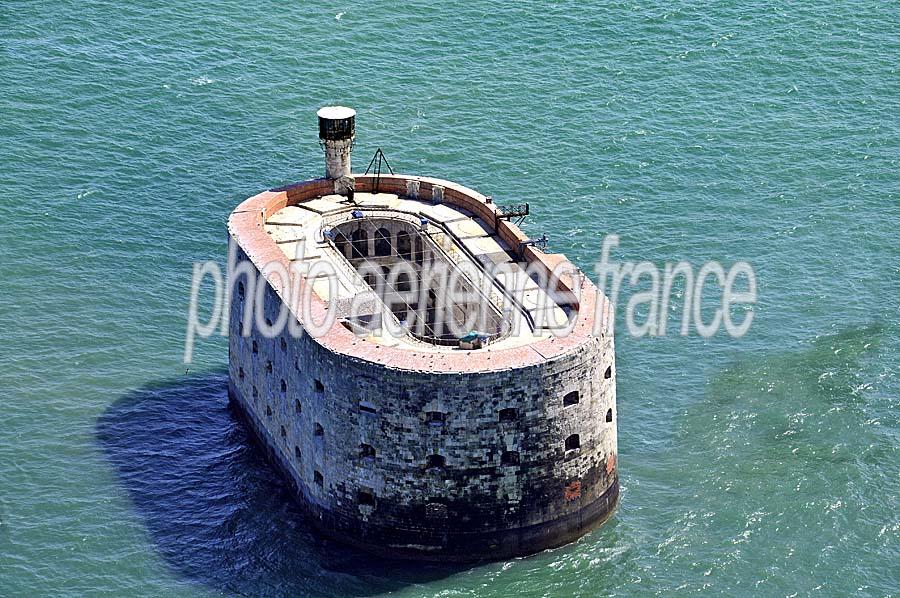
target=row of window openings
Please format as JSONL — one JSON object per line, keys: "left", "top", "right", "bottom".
{"left": 243, "top": 369, "right": 610, "bottom": 410}
{"left": 335, "top": 228, "right": 424, "bottom": 261}
{"left": 277, "top": 435, "right": 596, "bottom": 499}
{"left": 240, "top": 375, "right": 611, "bottom": 425}
{"left": 251, "top": 338, "right": 289, "bottom": 355}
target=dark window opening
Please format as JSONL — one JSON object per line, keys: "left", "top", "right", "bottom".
{"left": 499, "top": 408, "right": 518, "bottom": 423}
{"left": 397, "top": 230, "right": 412, "bottom": 259}
{"left": 359, "top": 443, "right": 376, "bottom": 459}
{"left": 252, "top": 340, "right": 258, "bottom": 354}
{"left": 565, "top": 434, "right": 580, "bottom": 451}
{"left": 396, "top": 272, "right": 411, "bottom": 292}
{"left": 604, "top": 366, "right": 612, "bottom": 379}
{"left": 294, "top": 445, "right": 301, "bottom": 460}
{"left": 351, "top": 229, "right": 368, "bottom": 259}
{"left": 357, "top": 489, "right": 376, "bottom": 506}
{"left": 314, "top": 423, "right": 324, "bottom": 437}
{"left": 280, "top": 425, "right": 286, "bottom": 438}
{"left": 501, "top": 450, "right": 520, "bottom": 466}
{"left": 252, "top": 386, "right": 258, "bottom": 399}
{"left": 374, "top": 228, "right": 392, "bottom": 256}
{"left": 314, "top": 379, "right": 324, "bottom": 394}
{"left": 265, "top": 361, "right": 273, "bottom": 374}
{"left": 237, "top": 281, "right": 245, "bottom": 299}
{"left": 425, "top": 411, "right": 446, "bottom": 425}
{"left": 238, "top": 367, "right": 245, "bottom": 380}
{"left": 314, "top": 470, "right": 323, "bottom": 486}
{"left": 266, "top": 405, "right": 272, "bottom": 417}
{"left": 280, "top": 337, "right": 287, "bottom": 352}
{"left": 295, "top": 399, "right": 302, "bottom": 414}
{"left": 563, "top": 391, "right": 580, "bottom": 407}
{"left": 426, "top": 454, "right": 446, "bottom": 469}
{"left": 280, "top": 379, "right": 287, "bottom": 394}
{"left": 606, "top": 408, "right": 613, "bottom": 423}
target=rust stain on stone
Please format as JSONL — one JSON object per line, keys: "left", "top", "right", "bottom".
{"left": 564, "top": 480, "right": 582, "bottom": 501}
{"left": 606, "top": 453, "right": 617, "bottom": 476}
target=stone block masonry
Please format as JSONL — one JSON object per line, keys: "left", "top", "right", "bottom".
{"left": 227, "top": 174, "right": 619, "bottom": 561}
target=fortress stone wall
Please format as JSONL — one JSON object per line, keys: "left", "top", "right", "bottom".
{"left": 227, "top": 175, "right": 618, "bottom": 561}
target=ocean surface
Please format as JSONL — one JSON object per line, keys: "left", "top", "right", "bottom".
{"left": 1, "top": 1, "right": 898, "bottom": 596}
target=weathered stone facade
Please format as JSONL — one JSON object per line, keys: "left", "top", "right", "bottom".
{"left": 227, "top": 175, "right": 618, "bottom": 561}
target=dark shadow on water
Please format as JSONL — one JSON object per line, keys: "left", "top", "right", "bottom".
{"left": 96, "top": 369, "right": 464, "bottom": 597}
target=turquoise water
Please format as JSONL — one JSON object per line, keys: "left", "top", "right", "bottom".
{"left": 2, "top": 1, "right": 898, "bottom": 595}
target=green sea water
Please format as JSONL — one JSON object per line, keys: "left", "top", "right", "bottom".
{"left": 1, "top": 1, "right": 898, "bottom": 596}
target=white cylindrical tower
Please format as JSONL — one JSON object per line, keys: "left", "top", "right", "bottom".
{"left": 317, "top": 106, "right": 356, "bottom": 180}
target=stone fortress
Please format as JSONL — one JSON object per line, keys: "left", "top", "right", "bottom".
{"left": 227, "top": 107, "right": 618, "bottom": 561}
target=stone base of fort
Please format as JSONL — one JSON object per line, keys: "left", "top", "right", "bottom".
{"left": 229, "top": 381, "right": 619, "bottom": 563}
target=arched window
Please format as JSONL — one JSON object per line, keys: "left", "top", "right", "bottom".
{"left": 294, "top": 446, "right": 302, "bottom": 460}
{"left": 314, "top": 423, "right": 324, "bottom": 436}
{"left": 374, "top": 228, "right": 392, "bottom": 256}
{"left": 604, "top": 366, "right": 612, "bottom": 379}
{"left": 359, "top": 443, "right": 376, "bottom": 459}
{"left": 351, "top": 228, "right": 368, "bottom": 259}
{"left": 563, "top": 391, "right": 579, "bottom": 407}
{"left": 252, "top": 341, "right": 258, "bottom": 354}
{"left": 396, "top": 272, "right": 411, "bottom": 292}
{"left": 565, "top": 434, "right": 580, "bottom": 451}
{"left": 314, "top": 470, "right": 323, "bottom": 486}
{"left": 606, "top": 408, "right": 613, "bottom": 423}
{"left": 426, "top": 454, "right": 446, "bottom": 469}
{"left": 295, "top": 399, "right": 302, "bottom": 413}
{"left": 280, "top": 379, "right": 287, "bottom": 394}
{"left": 396, "top": 230, "right": 411, "bottom": 259}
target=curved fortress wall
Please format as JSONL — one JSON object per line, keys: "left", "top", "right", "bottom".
{"left": 227, "top": 175, "right": 618, "bottom": 561}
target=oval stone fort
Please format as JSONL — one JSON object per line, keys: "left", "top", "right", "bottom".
{"left": 226, "top": 107, "right": 619, "bottom": 561}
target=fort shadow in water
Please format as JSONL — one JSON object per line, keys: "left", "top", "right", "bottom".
{"left": 95, "top": 371, "right": 463, "bottom": 597}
